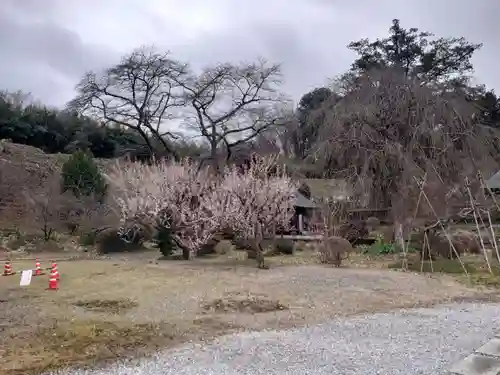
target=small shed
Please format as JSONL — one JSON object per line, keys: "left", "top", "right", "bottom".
{"left": 290, "top": 179, "right": 353, "bottom": 234}
{"left": 291, "top": 191, "right": 319, "bottom": 234}
{"left": 486, "top": 171, "right": 500, "bottom": 193}
{"left": 304, "top": 178, "right": 352, "bottom": 202}
{"left": 293, "top": 191, "right": 318, "bottom": 209}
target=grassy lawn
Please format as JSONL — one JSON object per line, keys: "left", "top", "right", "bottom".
{"left": 0, "top": 249, "right": 496, "bottom": 375}
{"left": 387, "top": 253, "right": 500, "bottom": 290}
{"left": 1, "top": 256, "right": 256, "bottom": 375}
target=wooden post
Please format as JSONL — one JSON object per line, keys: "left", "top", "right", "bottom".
{"left": 272, "top": 222, "right": 277, "bottom": 250}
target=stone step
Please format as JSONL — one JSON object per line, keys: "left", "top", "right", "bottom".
{"left": 449, "top": 333, "right": 500, "bottom": 375}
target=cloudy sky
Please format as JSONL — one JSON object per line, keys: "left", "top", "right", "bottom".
{"left": 1, "top": 0, "right": 498, "bottom": 107}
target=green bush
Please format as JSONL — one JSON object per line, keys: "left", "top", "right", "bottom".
{"left": 61, "top": 150, "right": 107, "bottom": 200}
{"left": 95, "top": 228, "right": 143, "bottom": 254}
{"left": 79, "top": 231, "right": 97, "bottom": 246}
{"left": 275, "top": 238, "right": 295, "bottom": 255}
{"left": 7, "top": 236, "right": 26, "bottom": 250}
{"left": 155, "top": 226, "right": 176, "bottom": 256}
{"left": 361, "top": 234, "right": 396, "bottom": 255}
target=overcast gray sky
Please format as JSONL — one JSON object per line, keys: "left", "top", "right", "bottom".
{"left": 0, "top": 0, "right": 498, "bottom": 107}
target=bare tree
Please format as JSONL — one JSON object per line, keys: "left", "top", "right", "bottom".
{"left": 24, "top": 180, "right": 78, "bottom": 241}
{"left": 59, "top": 193, "right": 119, "bottom": 235}
{"left": 179, "top": 59, "right": 291, "bottom": 170}
{"left": 68, "top": 46, "right": 188, "bottom": 159}
{"left": 309, "top": 68, "right": 498, "bottom": 249}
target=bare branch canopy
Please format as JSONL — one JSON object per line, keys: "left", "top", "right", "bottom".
{"left": 67, "top": 46, "right": 189, "bottom": 159}
{"left": 178, "top": 59, "right": 292, "bottom": 168}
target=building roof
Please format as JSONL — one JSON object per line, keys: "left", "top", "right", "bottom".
{"left": 486, "top": 171, "right": 500, "bottom": 189}
{"left": 303, "top": 178, "right": 352, "bottom": 201}
{"left": 293, "top": 192, "right": 318, "bottom": 208}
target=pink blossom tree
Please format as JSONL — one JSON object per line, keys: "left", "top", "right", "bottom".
{"left": 219, "top": 156, "right": 297, "bottom": 268}
{"left": 107, "top": 158, "right": 222, "bottom": 259}
{"left": 107, "top": 155, "right": 297, "bottom": 267}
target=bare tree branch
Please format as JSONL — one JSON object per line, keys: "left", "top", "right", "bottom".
{"left": 67, "top": 46, "right": 188, "bottom": 159}
{"left": 178, "top": 59, "right": 291, "bottom": 170}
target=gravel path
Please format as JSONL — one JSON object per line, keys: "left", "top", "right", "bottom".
{"left": 53, "top": 302, "right": 500, "bottom": 375}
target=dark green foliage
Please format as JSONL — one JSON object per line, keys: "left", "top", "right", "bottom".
{"left": 347, "top": 19, "right": 482, "bottom": 83}
{"left": 0, "top": 88, "right": 211, "bottom": 161}
{"left": 0, "top": 91, "right": 168, "bottom": 158}
{"left": 155, "top": 226, "right": 176, "bottom": 257}
{"left": 361, "top": 241, "right": 396, "bottom": 256}
{"left": 474, "top": 89, "right": 500, "bottom": 128}
{"left": 95, "top": 228, "right": 143, "bottom": 254}
{"left": 360, "top": 234, "right": 419, "bottom": 256}
{"left": 79, "top": 231, "right": 97, "bottom": 246}
{"left": 291, "top": 87, "right": 342, "bottom": 159}
{"left": 275, "top": 238, "right": 295, "bottom": 255}
{"left": 341, "top": 19, "right": 497, "bottom": 132}
{"left": 61, "top": 150, "right": 107, "bottom": 200}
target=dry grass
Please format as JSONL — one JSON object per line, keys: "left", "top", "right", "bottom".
{"left": 0, "top": 250, "right": 495, "bottom": 375}
{"left": 202, "top": 293, "right": 288, "bottom": 314}
{"left": 73, "top": 298, "right": 139, "bottom": 313}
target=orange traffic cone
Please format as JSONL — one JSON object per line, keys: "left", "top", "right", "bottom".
{"left": 48, "top": 268, "right": 59, "bottom": 290}
{"left": 50, "top": 262, "right": 60, "bottom": 280}
{"left": 34, "top": 258, "right": 42, "bottom": 276}
{"left": 3, "top": 261, "right": 14, "bottom": 276}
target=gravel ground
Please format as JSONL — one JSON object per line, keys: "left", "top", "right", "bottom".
{"left": 51, "top": 302, "right": 500, "bottom": 375}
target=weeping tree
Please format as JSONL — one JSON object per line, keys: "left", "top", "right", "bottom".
{"left": 309, "top": 68, "right": 499, "bottom": 248}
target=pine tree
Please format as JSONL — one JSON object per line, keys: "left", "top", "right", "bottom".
{"left": 61, "top": 150, "right": 107, "bottom": 200}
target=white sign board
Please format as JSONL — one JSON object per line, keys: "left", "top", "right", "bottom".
{"left": 19, "top": 270, "right": 33, "bottom": 286}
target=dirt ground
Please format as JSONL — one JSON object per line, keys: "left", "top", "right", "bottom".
{"left": 0, "top": 250, "right": 497, "bottom": 375}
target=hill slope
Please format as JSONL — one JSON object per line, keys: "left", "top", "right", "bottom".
{"left": 0, "top": 140, "right": 112, "bottom": 230}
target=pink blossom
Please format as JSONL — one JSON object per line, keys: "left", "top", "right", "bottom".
{"left": 107, "top": 155, "right": 296, "bottom": 257}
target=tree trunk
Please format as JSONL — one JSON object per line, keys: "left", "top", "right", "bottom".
{"left": 136, "top": 126, "right": 155, "bottom": 156}
{"left": 172, "top": 237, "right": 191, "bottom": 260}
{"left": 152, "top": 130, "right": 179, "bottom": 161}
{"left": 254, "top": 223, "right": 269, "bottom": 269}
{"left": 394, "top": 220, "right": 405, "bottom": 252}
{"left": 210, "top": 142, "right": 220, "bottom": 174}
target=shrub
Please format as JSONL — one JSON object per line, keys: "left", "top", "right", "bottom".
{"left": 275, "top": 238, "right": 295, "bottom": 254}
{"left": 95, "top": 228, "right": 143, "bottom": 254}
{"left": 233, "top": 238, "right": 254, "bottom": 251}
{"left": 6, "top": 236, "right": 26, "bottom": 250}
{"left": 155, "top": 226, "right": 176, "bottom": 257}
{"left": 337, "top": 220, "right": 369, "bottom": 244}
{"left": 197, "top": 233, "right": 227, "bottom": 256}
{"left": 61, "top": 150, "right": 107, "bottom": 200}
{"left": 214, "top": 240, "right": 234, "bottom": 254}
{"left": 410, "top": 229, "right": 478, "bottom": 260}
{"left": 365, "top": 216, "right": 381, "bottom": 229}
{"left": 361, "top": 234, "right": 396, "bottom": 255}
{"left": 25, "top": 180, "right": 75, "bottom": 241}
{"left": 79, "top": 231, "right": 97, "bottom": 246}
{"left": 317, "top": 236, "right": 352, "bottom": 266}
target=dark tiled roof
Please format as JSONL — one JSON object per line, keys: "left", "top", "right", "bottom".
{"left": 293, "top": 191, "right": 318, "bottom": 208}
